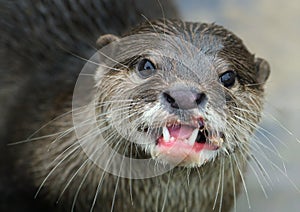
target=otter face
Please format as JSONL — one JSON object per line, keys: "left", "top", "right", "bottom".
{"left": 94, "top": 20, "right": 270, "bottom": 169}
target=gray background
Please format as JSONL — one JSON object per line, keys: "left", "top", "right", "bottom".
{"left": 175, "top": 0, "right": 300, "bottom": 211}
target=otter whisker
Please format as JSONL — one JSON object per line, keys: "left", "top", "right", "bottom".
{"left": 89, "top": 140, "right": 124, "bottom": 212}
{"left": 229, "top": 155, "right": 237, "bottom": 212}
{"left": 56, "top": 129, "right": 119, "bottom": 203}
{"left": 94, "top": 104, "right": 138, "bottom": 115}
{"left": 228, "top": 117, "right": 284, "bottom": 163}
{"left": 232, "top": 153, "right": 251, "bottom": 209}
{"left": 229, "top": 115, "right": 285, "bottom": 159}
{"left": 262, "top": 109, "right": 300, "bottom": 144}
{"left": 157, "top": 0, "right": 166, "bottom": 35}
{"left": 248, "top": 143, "right": 300, "bottom": 192}
{"left": 56, "top": 157, "right": 90, "bottom": 203}
{"left": 57, "top": 46, "right": 100, "bottom": 66}
{"left": 94, "top": 99, "right": 138, "bottom": 107}
{"left": 231, "top": 106, "right": 261, "bottom": 116}
{"left": 97, "top": 50, "right": 129, "bottom": 69}
{"left": 48, "top": 138, "right": 81, "bottom": 169}
{"left": 251, "top": 135, "right": 285, "bottom": 167}
{"left": 250, "top": 154, "right": 273, "bottom": 185}
{"left": 129, "top": 142, "right": 134, "bottom": 205}
{"left": 238, "top": 114, "right": 287, "bottom": 148}
{"left": 8, "top": 105, "right": 90, "bottom": 145}
{"left": 218, "top": 157, "right": 225, "bottom": 212}
{"left": 244, "top": 82, "right": 269, "bottom": 87}
{"left": 47, "top": 128, "right": 78, "bottom": 151}
{"left": 8, "top": 131, "right": 69, "bottom": 145}
{"left": 232, "top": 120, "right": 288, "bottom": 177}
{"left": 140, "top": 14, "right": 161, "bottom": 36}
{"left": 213, "top": 157, "right": 223, "bottom": 210}
{"left": 35, "top": 143, "right": 81, "bottom": 199}
{"left": 46, "top": 127, "right": 117, "bottom": 197}
{"left": 59, "top": 45, "right": 127, "bottom": 73}
{"left": 195, "top": 167, "right": 202, "bottom": 182}
{"left": 239, "top": 142, "right": 273, "bottom": 187}
{"left": 110, "top": 151, "right": 125, "bottom": 212}
{"left": 161, "top": 169, "right": 172, "bottom": 212}
{"left": 71, "top": 158, "right": 94, "bottom": 212}
{"left": 237, "top": 146, "right": 269, "bottom": 198}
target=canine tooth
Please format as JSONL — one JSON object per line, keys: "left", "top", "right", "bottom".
{"left": 211, "top": 136, "right": 224, "bottom": 147}
{"left": 163, "top": 126, "right": 170, "bottom": 141}
{"left": 212, "top": 140, "right": 219, "bottom": 146}
{"left": 188, "top": 128, "right": 198, "bottom": 146}
{"left": 210, "top": 137, "right": 220, "bottom": 146}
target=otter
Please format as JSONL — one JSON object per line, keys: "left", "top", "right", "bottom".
{"left": 0, "top": 1, "right": 270, "bottom": 212}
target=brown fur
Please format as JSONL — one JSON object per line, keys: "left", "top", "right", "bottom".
{"left": 1, "top": 2, "right": 270, "bottom": 212}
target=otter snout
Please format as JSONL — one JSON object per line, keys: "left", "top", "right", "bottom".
{"left": 162, "top": 88, "right": 208, "bottom": 110}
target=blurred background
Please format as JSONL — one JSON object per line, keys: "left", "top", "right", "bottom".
{"left": 175, "top": 0, "right": 300, "bottom": 211}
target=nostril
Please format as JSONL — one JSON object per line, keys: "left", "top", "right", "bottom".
{"left": 162, "top": 92, "right": 179, "bottom": 109}
{"left": 195, "top": 93, "right": 207, "bottom": 106}
{"left": 163, "top": 92, "right": 175, "bottom": 104}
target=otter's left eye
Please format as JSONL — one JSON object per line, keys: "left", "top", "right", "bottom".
{"left": 137, "top": 59, "right": 156, "bottom": 78}
{"left": 219, "top": 70, "right": 236, "bottom": 88}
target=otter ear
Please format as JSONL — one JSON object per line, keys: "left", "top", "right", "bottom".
{"left": 255, "top": 57, "right": 270, "bottom": 85}
{"left": 95, "top": 34, "right": 120, "bottom": 83}
{"left": 96, "top": 34, "right": 120, "bottom": 49}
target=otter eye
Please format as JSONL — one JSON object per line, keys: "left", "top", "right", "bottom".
{"left": 219, "top": 70, "right": 236, "bottom": 88}
{"left": 137, "top": 59, "right": 156, "bottom": 78}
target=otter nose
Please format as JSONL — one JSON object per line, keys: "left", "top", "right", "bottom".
{"left": 162, "top": 89, "right": 207, "bottom": 110}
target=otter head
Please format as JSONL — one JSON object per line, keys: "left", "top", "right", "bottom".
{"left": 93, "top": 20, "right": 270, "bottom": 169}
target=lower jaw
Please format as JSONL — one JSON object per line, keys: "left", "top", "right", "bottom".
{"left": 151, "top": 143, "right": 218, "bottom": 167}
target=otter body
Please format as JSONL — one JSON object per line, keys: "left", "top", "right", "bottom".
{"left": 0, "top": 1, "right": 270, "bottom": 212}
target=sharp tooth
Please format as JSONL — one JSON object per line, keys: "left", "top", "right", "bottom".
{"left": 162, "top": 126, "right": 170, "bottom": 141}
{"left": 188, "top": 128, "right": 198, "bottom": 146}
{"left": 211, "top": 138, "right": 219, "bottom": 147}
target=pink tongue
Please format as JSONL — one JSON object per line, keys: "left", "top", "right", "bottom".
{"left": 168, "top": 125, "right": 195, "bottom": 140}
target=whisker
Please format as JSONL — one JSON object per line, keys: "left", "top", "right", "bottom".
{"left": 237, "top": 146, "right": 269, "bottom": 198}
{"left": 218, "top": 157, "right": 225, "bottom": 212}
{"left": 212, "top": 157, "right": 222, "bottom": 210}
{"left": 71, "top": 159, "right": 95, "bottom": 211}
{"left": 110, "top": 146, "right": 126, "bottom": 212}
{"left": 263, "top": 110, "right": 300, "bottom": 144}
{"left": 8, "top": 105, "right": 89, "bottom": 145}
{"left": 56, "top": 157, "right": 90, "bottom": 203}
{"left": 89, "top": 140, "right": 124, "bottom": 212}
{"left": 232, "top": 153, "right": 251, "bottom": 209}
{"left": 229, "top": 155, "right": 237, "bottom": 212}
{"left": 161, "top": 169, "right": 172, "bottom": 212}
{"left": 34, "top": 143, "right": 81, "bottom": 199}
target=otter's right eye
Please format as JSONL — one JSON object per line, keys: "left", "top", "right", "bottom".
{"left": 137, "top": 59, "right": 156, "bottom": 78}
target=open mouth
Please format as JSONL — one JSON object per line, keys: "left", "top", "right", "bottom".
{"left": 147, "top": 119, "right": 225, "bottom": 166}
